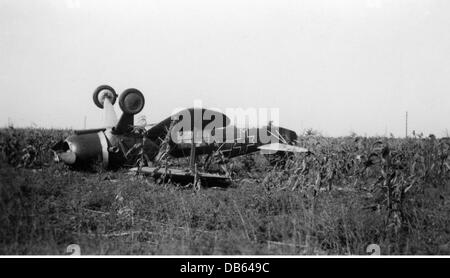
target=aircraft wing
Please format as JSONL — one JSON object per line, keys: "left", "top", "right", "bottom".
{"left": 258, "top": 143, "right": 309, "bottom": 154}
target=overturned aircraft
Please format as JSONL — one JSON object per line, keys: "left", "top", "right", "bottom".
{"left": 52, "top": 85, "right": 308, "bottom": 185}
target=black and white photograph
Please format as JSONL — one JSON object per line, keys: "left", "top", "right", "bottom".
{"left": 0, "top": 0, "right": 449, "bottom": 263}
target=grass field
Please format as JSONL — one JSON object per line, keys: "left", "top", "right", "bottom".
{"left": 0, "top": 127, "right": 449, "bottom": 255}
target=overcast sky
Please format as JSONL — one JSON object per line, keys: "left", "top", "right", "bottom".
{"left": 1, "top": 0, "right": 449, "bottom": 137}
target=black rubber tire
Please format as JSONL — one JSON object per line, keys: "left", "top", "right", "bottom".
{"left": 93, "top": 85, "right": 117, "bottom": 109}
{"left": 119, "top": 88, "right": 145, "bottom": 115}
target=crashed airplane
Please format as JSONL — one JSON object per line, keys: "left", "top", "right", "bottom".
{"left": 52, "top": 85, "right": 308, "bottom": 185}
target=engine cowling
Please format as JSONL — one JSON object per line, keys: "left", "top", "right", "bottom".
{"left": 119, "top": 88, "right": 145, "bottom": 115}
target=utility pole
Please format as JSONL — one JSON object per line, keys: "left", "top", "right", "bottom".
{"left": 84, "top": 116, "right": 87, "bottom": 129}
{"left": 405, "top": 111, "right": 408, "bottom": 138}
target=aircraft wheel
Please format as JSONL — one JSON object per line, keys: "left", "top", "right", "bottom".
{"left": 119, "top": 88, "right": 145, "bottom": 115}
{"left": 93, "top": 85, "right": 117, "bottom": 108}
